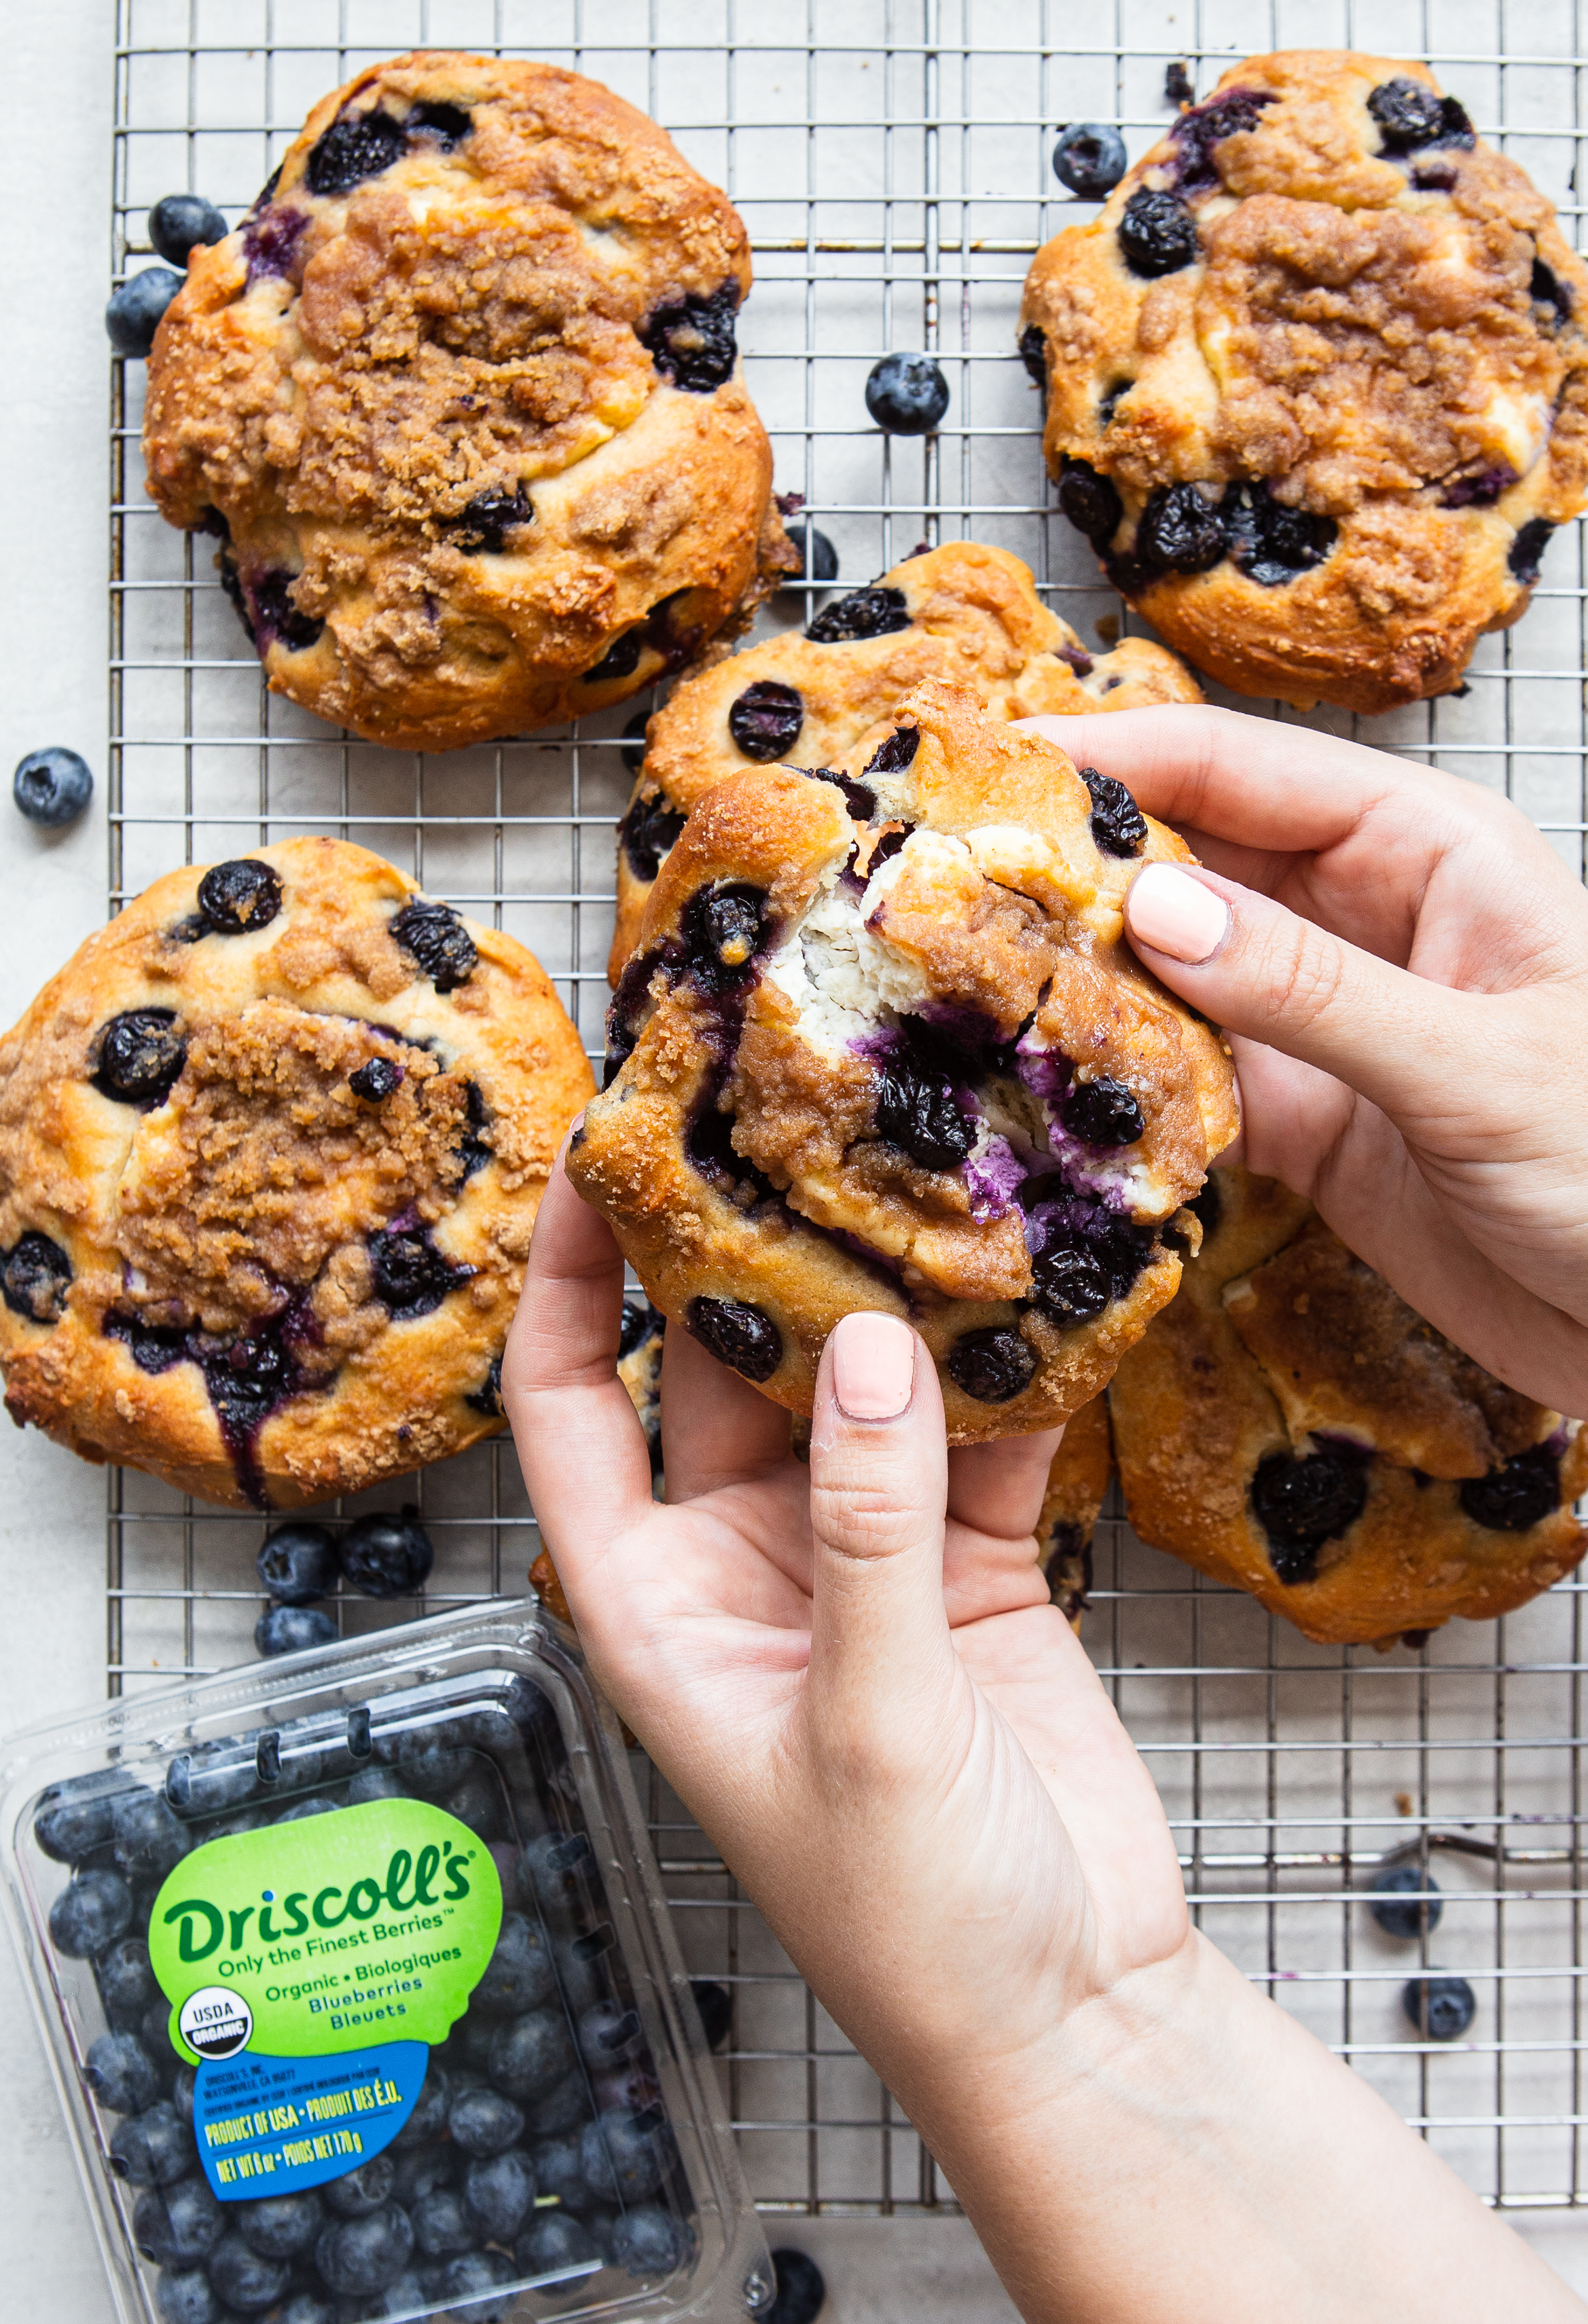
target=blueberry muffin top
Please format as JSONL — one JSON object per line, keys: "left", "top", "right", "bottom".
{"left": 143, "top": 52, "right": 793, "bottom": 752}
{"left": 0, "top": 839, "right": 594, "bottom": 1509}
{"left": 1020, "top": 50, "right": 1588, "bottom": 714}
{"left": 609, "top": 541, "right": 1202, "bottom": 981}
{"left": 1107, "top": 1165, "right": 1588, "bottom": 1643}
{"left": 571, "top": 678, "right": 1238, "bottom": 1443}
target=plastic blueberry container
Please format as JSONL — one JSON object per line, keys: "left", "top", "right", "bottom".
{"left": 0, "top": 1601, "right": 772, "bottom": 2324}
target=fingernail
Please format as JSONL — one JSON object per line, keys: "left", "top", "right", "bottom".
{"left": 831, "top": 1311, "right": 916, "bottom": 1421}
{"left": 1126, "top": 863, "right": 1229, "bottom": 966}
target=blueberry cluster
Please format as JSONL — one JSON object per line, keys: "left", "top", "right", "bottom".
{"left": 253, "top": 1512, "right": 435, "bottom": 1658}
{"left": 37, "top": 1681, "right": 695, "bottom": 2324}
{"left": 1364, "top": 1866, "right": 1478, "bottom": 2043}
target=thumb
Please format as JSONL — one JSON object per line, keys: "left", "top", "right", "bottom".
{"left": 1123, "top": 859, "right": 1468, "bottom": 1122}
{"left": 804, "top": 1312, "right": 956, "bottom": 1745}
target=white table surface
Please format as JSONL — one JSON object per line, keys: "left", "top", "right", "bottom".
{"left": 1, "top": 4, "right": 1587, "bottom": 2313}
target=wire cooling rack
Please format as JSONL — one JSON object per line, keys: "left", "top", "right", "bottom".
{"left": 105, "top": 0, "right": 1588, "bottom": 2223}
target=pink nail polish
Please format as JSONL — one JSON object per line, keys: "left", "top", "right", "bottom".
{"left": 1126, "top": 863, "right": 1229, "bottom": 966}
{"left": 831, "top": 1311, "right": 916, "bottom": 1420}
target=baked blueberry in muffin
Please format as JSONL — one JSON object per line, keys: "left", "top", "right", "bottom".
{"left": 608, "top": 541, "right": 1202, "bottom": 979}
{"left": 141, "top": 52, "right": 795, "bottom": 751}
{"left": 0, "top": 839, "right": 593, "bottom": 1508}
{"left": 1035, "top": 1391, "right": 1113, "bottom": 1624}
{"left": 1106, "top": 1165, "right": 1588, "bottom": 1642}
{"left": 1019, "top": 51, "right": 1588, "bottom": 712}
{"left": 571, "top": 678, "right": 1237, "bottom": 1443}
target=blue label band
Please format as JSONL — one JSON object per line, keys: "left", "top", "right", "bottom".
{"left": 194, "top": 2039, "right": 429, "bottom": 2198}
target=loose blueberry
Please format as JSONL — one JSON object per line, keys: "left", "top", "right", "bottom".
{"left": 1018, "top": 323, "right": 1047, "bottom": 388}
{"left": 1403, "top": 1974, "right": 1477, "bottom": 2041}
{"left": 50, "top": 1866, "right": 132, "bottom": 1961}
{"left": 113, "top": 1787, "right": 192, "bottom": 1881}
{"left": 1367, "top": 79, "right": 1474, "bottom": 155}
{"left": 390, "top": 898, "right": 476, "bottom": 990}
{"left": 389, "top": 2145, "right": 456, "bottom": 2207}
{"left": 277, "top": 2296, "right": 333, "bottom": 2324}
{"left": 33, "top": 1775, "right": 118, "bottom": 1864}
{"left": 1458, "top": 1445, "right": 1560, "bottom": 1531}
{"left": 134, "top": 2177, "right": 225, "bottom": 2269}
{"left": 1079, "top": 767, "right": 1147, "bottom": 856}
{"left": 368, "top": 1226, "right": 461, "bottom": 1320}
{"left": 149, "top": 194, "right": 229, "bottom": 268}
{"left": 450, "top": 2085, "right": 526, "bottom": 2160}
{"left": 93, "top": 1009, "right": 187, "bottom": 1106}
{"left": 1051, "top": 123, "right": 1128, "bottom": 198}
{"left": 865, "top": 353, "right": 950, "bottom": 435}
{"left": 111, "top": 2099, "right": 194, "bottom": 2187}
{"left": 611, "top": 2204, "right": 687, "bottom": 2278}
{"left": 107, "top": 268, "right": 185, "bottom": 357}
{"left": 946, "top": 1326, "right": 1037, "bottom": 1404}
{"left": 524, "top": 2073, "right": 592, "bottom": 2139}
{"left": 619, "top": 788, "right": 687, "bottom": 884}
{"left": 1, "top": 1231, "right": 73, "bottom": 1324}
{"left": 786, "top": 524, "right": 840, "bottom": 582}
{"left": 257, "top": 1521, "right": 338, "bottom": 1605}
{"left": 1221, "top": 481, "right": 1336, "bottom": 585}
{"left": 338, "top": 1509, "right": 434, "bottom": 1598}
{"left": 346, "top": 1767, "right": 409, "bottom": 1806}
{"left": 1136, "top": 483, "right": 1227, "bottom": 575}
{"left": 462, "top": 2148, "right": 536, "bottom": 2242}
{"left": 1057, "top": 459, "right": 1123, "bottom": 548}
{"left": 97, "top": 1936, "right": 160, "bottom": 2032}
{"left": 322, "top": 2154, "right": 395, "bottom": 2218}
{"left": 14, "top": 745, "right": 92, "bottom": 829}
{"left": 1509, "top": 518, "right": 1555, "bottom": 585}
{"left": 449, "top": 482, "right": 533, "bottom": 553}
{"left": 638, "top": 281, "right": 740, "bottom": 393}
{"left": 524, "top": 1829, "right": 592, "bottom": 1919}
{"left": 488, "top": 2006, "right": 576, "bottom": 2099}
{"left": 85, "top": 2030, "right": 162, "bottom": 2114}
{"left": 235, "top": 2190, "right": 325, "bottom": 2260}
{"left": 349, "top": 1057, "right": 402, "bottom": 1102}
{"left": 728, "top": 680, "right": 804, "bottom": 762}
{"left": 306, "top": 108, "right": 408, "bottom": 197}
{"left": 580, "top": 2110, "right": 666, "bottom": 2205}
{"left": 681, "top": 882, "right": 770, "bottom": 989}
{"left": 1028, "top": 1243, "right": 1111, "bottom": 1326}
{"left": 156, "top": 2265, "right": 222, "bottom": 2324}
{"left": 528, "top": 2132, "right": 597, "bottom": 2213}
{"left": 515, "top": 2210, "right": 602, "bottom": 2274}
{"left": 874, "top": 1051, "right": 975, "bottom": 1174}
{"left": 1370, "top": 1864, "right": 1443, "bottom": 1940}
{"left": 255, "top": 1605, "right": 338, "bottom": 1665}
{"left": 691, "top": 1978, "right": 732, "bottom": 2051}
{"left": 171, "top": 2065, "right": 196, "bottom": 2125}
{"left": 685, "top": 1295, "right": 782, "bottom": 1383}
{"left": 197, "top": 858, "right": 282, "bottom": 934}
{"left": 805, "top": 585, "right": 912, "bottom": 643}
{"left": 1118, "top": 187, "right": 1197, "bottom": 278}
{"left": 392, "top": 2065, "right": 448, "bottom": 2149}
{"left": 768, "top": 2250, "right": 827, "bottom": 2324}
{"left": 1250, "top": 1448, "right": 1369, "bottom": 1581}
{"left": 314, "top": 2204, "right": 415, "bottom": 2297}
{"left": 1060, "top": 1076, "right": 1144, "bottom": 1146}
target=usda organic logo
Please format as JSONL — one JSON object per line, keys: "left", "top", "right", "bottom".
{"left": 178, "top": 1986, "right": 253, "bottom": 2061}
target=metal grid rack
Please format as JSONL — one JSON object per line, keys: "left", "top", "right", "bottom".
{"left": 107, "top": 0, "right": 1588, "bottom": 2223}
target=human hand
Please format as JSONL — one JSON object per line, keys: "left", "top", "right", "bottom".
{"left": 503, "top": 1155, "right": 1190, "bottom": 2119}
{"left": 1018, "top": 707, "right": 1588, "bottom": 1414}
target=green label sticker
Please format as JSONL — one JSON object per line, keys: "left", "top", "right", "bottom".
{"left": 149, "top": 1799, "right": 503, "bottom": 2065}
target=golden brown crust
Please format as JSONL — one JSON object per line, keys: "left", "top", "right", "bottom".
{"left": 1020, "top": 51, "right": 1588, "bottom": 714}
{"left": 143, "top": 52, "right": 794, "bottom": 752}
{"left": 569, "top": 680, "right": 1237, "bottom": 1443}
{"left": 1037, "top": 1394, "right": 1114, "bottom": 1627}
{"left": 0, "top": 839, "right": 594, "bottom": 1509}
{"left": 1108, "top": 1164, "right": 1587, "bottom": 1642}
{"left": 609, "top": 541, "right": 1202, "bottom": 979}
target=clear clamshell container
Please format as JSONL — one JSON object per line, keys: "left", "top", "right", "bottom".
{"left": 0, "top": 1601, "right": 772, "bottom": 2324}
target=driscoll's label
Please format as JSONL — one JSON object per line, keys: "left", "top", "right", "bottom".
{"left": 149, "top": 1798, "right": 502, "bottom": 2199}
